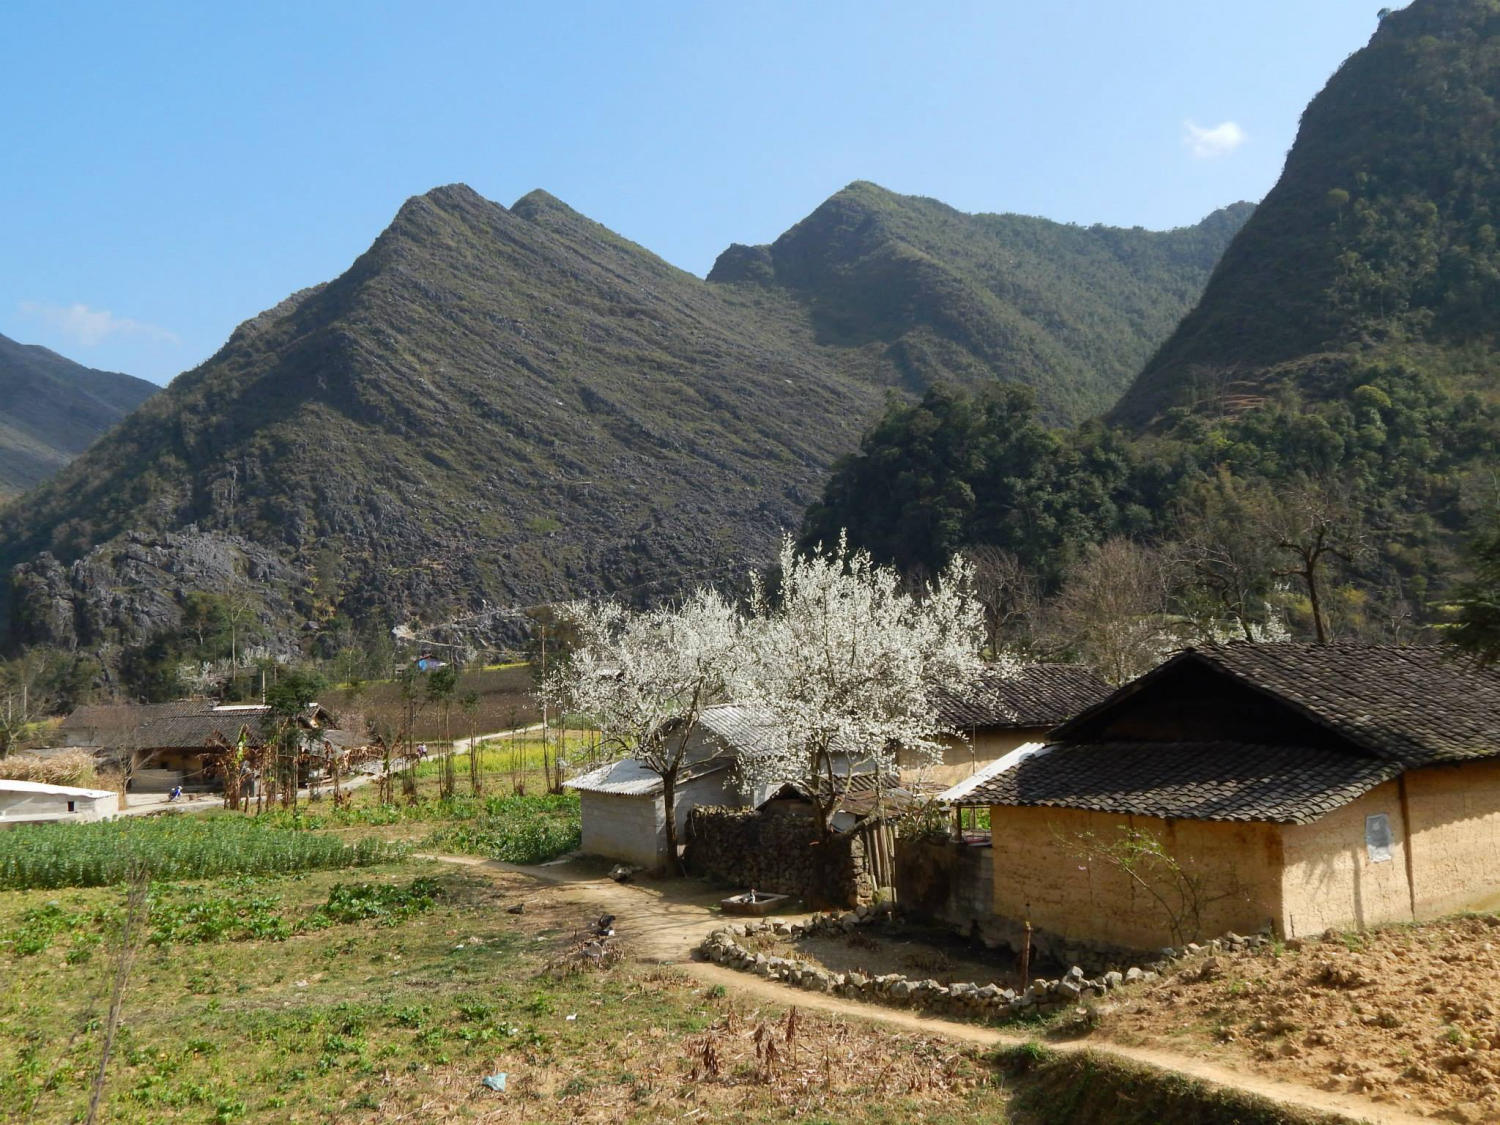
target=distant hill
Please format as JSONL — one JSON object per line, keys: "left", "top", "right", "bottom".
{"left": 0, "top": 183, "right": 1245, "bottom": 655}
{"left": 1112, "top": 0, "right": 1500, "bottom": 428}
{"left": 808, "top": 0, "right": 1500, "bottom": 643}
{"left": 0, "top": 334, "right": 157, "bottom": 500}
{"left": 712, "top": 181, "right": 1253, "bottom": 422}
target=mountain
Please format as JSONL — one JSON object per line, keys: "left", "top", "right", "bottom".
{"left": 809, "top": 1, "right": 1500, "bottom": 644}
{"left": 712, "top": 181, "right": 1253, "bottom": 422}
{"left": 0, "top": 334, "right": 157, "bottom": 500}
{"left": 0, "top": 183, "right": 1246, "bottom": 658}
{"left": 1112, "top": 0, "right": 1500, "bottom": 428}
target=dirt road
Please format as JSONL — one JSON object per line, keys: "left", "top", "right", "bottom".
{"left": 427, "top": 854, "right": 1431, "bottom": 1125}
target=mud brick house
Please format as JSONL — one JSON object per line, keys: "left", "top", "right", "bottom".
{"left": 948, "top": 644, "right": 1500, "bottom": 954}
{"left": 911, "top": 664, "right": 1110, "bottom": 787}
{"left": 60, "top": 700, "right": 348, "bottom": 792}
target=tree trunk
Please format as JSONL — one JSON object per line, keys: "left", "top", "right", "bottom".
{"left": 1305, "top": 558, "right": 1328, "bottom": 644}
{"left": 661, "top": 768, "right": 682, "bottom": 876}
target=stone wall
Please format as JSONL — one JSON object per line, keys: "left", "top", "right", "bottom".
{"left": 697, "top": 909, "right": 1269, "bottom": 1023}
{"left": 894, "top": 837, "right": 996, "bottom": 940}
{"left": 683, "top": 805, "right": 872, "bottom": 908}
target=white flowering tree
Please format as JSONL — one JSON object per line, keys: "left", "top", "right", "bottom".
{"left": 544, "top": 588, "right": 742, "bottom": 871}
{"left": 733, "top": 535, "right": 990, "bottom": 840}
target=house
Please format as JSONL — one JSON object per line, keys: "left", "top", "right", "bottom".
{"left": 912, "top": 663, "right": 1110, "bottom": 787}
{"left": 565, "top": 702, "right": 880, "bottom": 870}
{"left": 59, "top": 700, "right": 349, "bottom": 792}
{"left": 0, "top": 779, "right": 119, "bottom": 824}
{"left": 946, "top": 644, "right": 1500, "bottom": 955}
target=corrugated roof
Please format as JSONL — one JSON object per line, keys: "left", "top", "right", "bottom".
{"left": 0, "top": 779, "right": 119, "bottom": 799}
{"left": 933, "top": 664, "right": 1111, "bottom": 730}
{"left": 961, "top": 741, "right": 1401, "bottom": 824}
{"left": 563, "top": 757, "right": 730, "bottom": 796}
{"left": 937, "top": 741, "right": 1048, "bottom": 804}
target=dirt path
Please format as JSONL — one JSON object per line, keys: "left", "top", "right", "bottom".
{"left": 428, "top": 855, "right": 1428, "bottom": 1125}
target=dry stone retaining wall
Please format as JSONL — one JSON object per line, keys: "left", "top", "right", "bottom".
{"left": 697, "top": 907, "right": 1270, "bottom": 1022}
{"left": 684, "top": 806, "right": 872, "bottom": 908}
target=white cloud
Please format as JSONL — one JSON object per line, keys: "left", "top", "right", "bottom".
{"left": 18, "top": 301, "right": 179, "bottom": 348}
{"left": 1182, "top": 120, "right": 1247, "bottom": 160}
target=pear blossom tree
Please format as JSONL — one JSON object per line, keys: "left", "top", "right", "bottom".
{"left": 544, "top": 588, "right": 742, "bottom": 872}
{"left": 732, "top": 535, "right": 991, "bottom": 840}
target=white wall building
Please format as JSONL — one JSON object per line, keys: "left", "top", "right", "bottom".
{"left": 0, "top": 779, "right": 120, "bottom": 824}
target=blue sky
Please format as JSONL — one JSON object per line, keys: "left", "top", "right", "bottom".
{"left": 2, "top": 1, "right": 1397, "bottom": 385}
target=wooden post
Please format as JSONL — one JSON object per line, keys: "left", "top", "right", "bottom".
{"left": 1019, "top": 916, "right": 1033, "bottom": 991}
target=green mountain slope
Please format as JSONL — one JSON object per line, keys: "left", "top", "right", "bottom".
{"left": 712, "top": 181, "right": 1252, "bottom": 422}
{"left": 0, "top": 183, "right": 1245, "bottom": 654}
{"left": 809, "top": 1, "right": 1500, "bottom": 641}
{"left": 1112, "top": 0, "right": 1500, "bottom": 428}
{"left": 0, "top": 334, "right": 157, "bottom": 499}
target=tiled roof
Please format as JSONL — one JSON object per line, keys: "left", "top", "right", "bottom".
{"left": 1060, "top": 644, "right": 1500, "bottom": 768}
{"left": 933, "top": 664, "right": 1111, "bottom": 730}
{"left": 959, "top": 741, "right": 1401, "bottom": 823}
{"left": 63, "top": 701, "right": 346, "bottom": 751}
{"left": 61, "top": 701, "right": 212, "bottom": 735}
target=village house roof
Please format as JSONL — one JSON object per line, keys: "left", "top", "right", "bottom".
{"left": 1132, "top": 643, "right": 1500, "bottom": 768}
{"left": 955, "top": 742, "right": 1401, "bottom": 824}
{"left": 61, "top": 700, "right": 346, "bottom": 752}
{"left": 563, "top": 757, "right": 730, "bottom": 797}
{"left": 932, "top": 664, "right": 1111, "bottom": 731}
{"left": 0, "top": 778, "right": 120, "bottom": 800}
{"left": 954, "top": 644, "right": 1500, "bottom": 824}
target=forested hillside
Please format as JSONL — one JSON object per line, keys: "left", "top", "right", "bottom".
{"left": 712, "top": 181, "right": 1252, "bottom": 422}
{"left": 0, "top": 182, "right": 1244, "bottom": 688}
{"left": 1113, "top": 0, "right": 1500, "bottom": 428}
{"left": 808, "top": 0, "right": 1500, "bottom": 666}
{"left": 0, "top": 334, "right": 157, "bottom": 500}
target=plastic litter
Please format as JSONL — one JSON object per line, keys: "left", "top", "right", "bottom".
{"left": 481, "top": 1072, "right": 507, "bottom": 1092}
{"left": 566, "top": 1013, "right": 577, "bottom": 1021}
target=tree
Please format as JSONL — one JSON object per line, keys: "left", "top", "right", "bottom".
{"left": 262, "top": 668, "right": 325, "bottom": 813}
{"left": 960, "top": 544, "right": 1041, "bottom": 656}
{"left": 732, "top": 535, "right": 987, "bottom": 840}
{"left": 1046, "top": 537, "right": 1176, "bottom": 685}
{"left": 546, "top": 588, "right": 742, "bottom": 872}
{"left": 1450, "top": 522, "right": 1500, "bottom": 665}
{"left": 1172, "top": 474, "right": 1281, "bottom": 642}
{"left": 1261, "top": 477, "right": 1368, "bottom": 644}
{"left": 460, "top": 690, "right": 482, "bottom": 796}
{"left": 426, "top": 664, "right": 460, "bottom": 800}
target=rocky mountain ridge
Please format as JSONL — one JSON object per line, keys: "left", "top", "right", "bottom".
{"left": 0, "top": 182, "right": 1248, "bottom": 655}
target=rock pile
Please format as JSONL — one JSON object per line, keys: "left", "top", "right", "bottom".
{"left": 697, "top": 909, "right": 1271, "bottom": 1022}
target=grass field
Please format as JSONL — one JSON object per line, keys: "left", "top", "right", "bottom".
{"left": 0, "top": 858, "right": 1019, "bottom": 1123}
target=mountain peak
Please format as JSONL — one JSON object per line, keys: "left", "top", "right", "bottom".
{"left": 1110, "top": 0, "right": 1500, "bottom": 428}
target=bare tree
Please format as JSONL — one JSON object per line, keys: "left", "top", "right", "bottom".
{"left": 1046, "top": 538, "right": 1177, "bottom": 685}
{"left": 1261, "top": 478, "right": 1368, "bottom": 644}
{"left": 1172, "top": 476, "right": 1281, "bottom": 642}
{"left": 960, "top": 545, "right": 1042, "bottom": 656}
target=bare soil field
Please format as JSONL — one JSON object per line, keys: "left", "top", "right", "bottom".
{"left": 1087, "top": 915, "right": 1500, "bottom": 1123}
{"left": 324, "top": 663, "right": 540, "bottom": 742}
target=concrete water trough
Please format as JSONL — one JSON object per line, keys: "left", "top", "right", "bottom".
{"left": 720, "top": 890, "right": 790, "bottom": 916}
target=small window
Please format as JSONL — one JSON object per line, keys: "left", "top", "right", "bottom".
{"left": 1365, "top": 813, "right": 1392, "bottom": 863}
{"left": 67, "top": 801, "right": 76, "bottom": 813}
